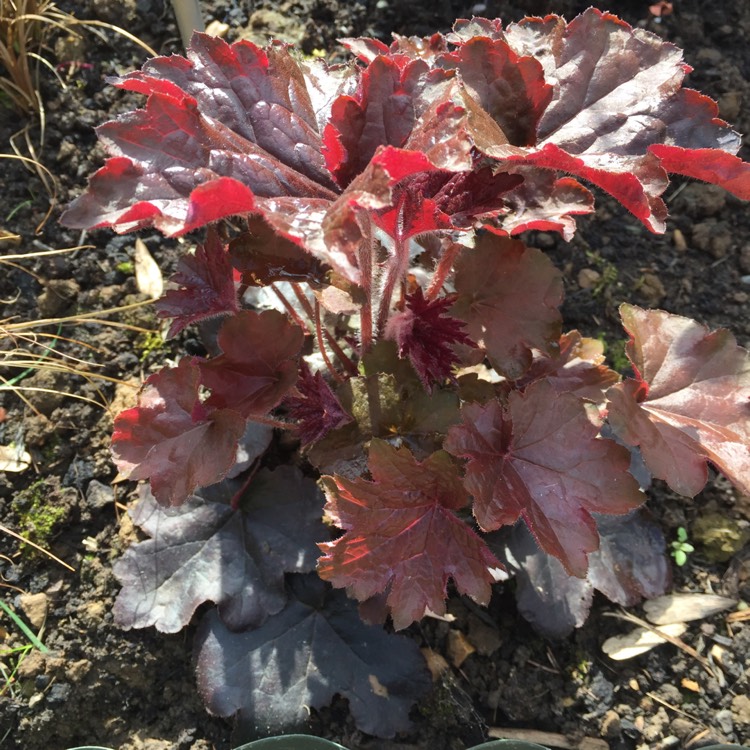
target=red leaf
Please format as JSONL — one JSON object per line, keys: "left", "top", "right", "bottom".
{"left": 452, "top": 235, "right": 563, "bottom": 379}
{"left": 112, "top": 359, "right": 246, "bottom": 506}
{"left": 318, "top": 439, "right": 502, "bottom": 629}
{"left": 384, "top": 288, "right": 472, "bottom": 389}
{"left": 444, "top": 380, "right": 643, "bottom": 577}
{"left": 516, "top": 331, "right": 620, "bottom": 405}
{"left": 437, "top": 35, "right": 552, "bottom": 146}
{"left": 648, "top": 145, "right": 750, "bottom": 201}
{"left": 285, "top": 362, "right": 353, "bottom": 445}
{"left": 323, "top": 55, "right": 428, "bottom": 188}
{"left": 199, "top": 310, "right": 304, "bottom": 419}
{"left": 495, "top": 9, "right": 749, "bottom": 232}
{"left": 156, "top": 228, "right": 239, "bottom": 337}
{"left": 606, "top": 304, "right": 750, "bottom": 497}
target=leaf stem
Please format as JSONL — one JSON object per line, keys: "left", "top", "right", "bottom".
{"left": 357, "top": 215, "right": 376, "bottom": 354}
{"left": 270, "top": 283, "right": 309, "bottom": 332}
{"left": 377, "top": 234, "right": 409, "bottom": 335}
{"left": 314, "top": 299, "right": 345, "bottom": 382}
{"left": 426, "top": 241, "right": 462, "bottom": 301}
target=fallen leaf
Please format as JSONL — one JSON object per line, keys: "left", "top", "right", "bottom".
{"left": 643, "top": 593, "right": 736, "bottom": 625}
{"left": 0, "top": 444, "right": 31, "bottom": 472}
{"left": 602, "top": 622, "right": 687, "bottom": 660}
{"left": 134, "top": 237, "right": 164, "bottom": 299}
{"left": 446, "top": 630, "right": 475, "bottom": 668}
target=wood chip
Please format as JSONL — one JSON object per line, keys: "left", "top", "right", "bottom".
{"left": 643, "top": 593, "right": 736, "bottom": 625}
{"left": 681, "top": 678, "right": 701, "bottom": 693}
{"left": 602, "top": 622, "right": 688, "bottom": 660}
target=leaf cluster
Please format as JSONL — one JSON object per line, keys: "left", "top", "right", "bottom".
{"left": 61, "top": 9, "right": 750, "bottom": 738}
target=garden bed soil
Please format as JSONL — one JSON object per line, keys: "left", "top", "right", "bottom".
{"left": 1, "top": 1, "right": 749, "bottom": 749}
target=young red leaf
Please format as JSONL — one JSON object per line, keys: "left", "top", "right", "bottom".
{"left": 318, "top": 439, "right": 502, "bottom": 629}
{"left": 452, "top": 234, "right": 564, "bottom": 379}
{"left": 198, "top": 309, "right": 303, "bottom": 419}
{"left": 444, "top": 380, "right": 644, "bottom": 577}
{"left": 323, "top": 55, "right": 429, "bottom": 188}
{"left": 606, "top": 304, "right": 750, "bottom": 497}
{"left": 112, "top": 358, "right": 246, "bottom": 506}
{"left": 155, "top": 228, "right": 239, "bottom": 338}
{"left": 285, "top": 362, "right": 352, "bottom": 445}
{"left": 384, "top": 287, "right": 472, "bottom": 389}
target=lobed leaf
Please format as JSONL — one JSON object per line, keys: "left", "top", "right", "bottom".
{"left": 155, "top": 227, "right": 239, "bottom": 338}
{"left": 606, "top": 304, "right": 750, "bottom": 496}
{"left": 195, "top": 574, "right": 431, "bottom": 737}
{"left": 452, "top": 235, "right": 563, "bottom": 379}
{"left": 444, "top": 380, "right": 644, "bottom": 577}
{"left": 112, "top": 358, "right": 246, "bottom": 506}
{"left": 495, "top": 509, "right": 670, "bottom": 638}
{"left": 112, "top": 468, "right": 326, "bottom": 633}
{"left": 198, "top": 309, "right": 304, "bottom": 419}
{"left": 318, "top": 439, "right": 502, "bottom": 629}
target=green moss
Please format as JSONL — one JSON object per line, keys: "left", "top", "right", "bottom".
{"left": 115, "top": 260, "right": 134, "bottom": 274}
{"left": 136, "top": 329, "right": 166, "bottom": 361}
{"left": 16, "top": 478, "right": 69, "bottom": 553}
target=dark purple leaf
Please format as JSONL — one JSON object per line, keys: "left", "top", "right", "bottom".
{"left": 113, "top": 467, "right": 326, "bottom": 633}
{"left": 494, "top": 509, "right": 671, "bottom": 638}
{"left": 195, "top": 574, "right": 430, "bottom": 737}
{"left": 606, "top": 304, "right": 750, "bottom": 497}
{"left": 452, "top": 234, "right": 564, "bottom": 379}
{"left": 198, "top": 309, "right": 303, "bottom": 419}
{"left": 318, "top": 439, "right": 502, "bottom": 629}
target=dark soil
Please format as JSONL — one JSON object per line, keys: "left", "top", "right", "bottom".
{"left": 1, "top": 1, "right": 749, "bottom": 749}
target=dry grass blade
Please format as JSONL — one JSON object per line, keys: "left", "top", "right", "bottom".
{"left": 1, "top": 0, "right": 157, "bottom": 219}
{"left": 0, "top": 522, "right": 74, "bottom": 571}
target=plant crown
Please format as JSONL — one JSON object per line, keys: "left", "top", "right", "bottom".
{"left": 62, "top": 8, "right": 750, "bottom": 737}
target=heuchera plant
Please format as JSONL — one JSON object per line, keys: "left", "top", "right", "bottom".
{"left": 62, "top": 8, "right": 750, "bottom": 738}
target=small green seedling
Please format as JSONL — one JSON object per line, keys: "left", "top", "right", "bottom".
{"left": 671, "top": 527, "right": 695, "bottom": 566}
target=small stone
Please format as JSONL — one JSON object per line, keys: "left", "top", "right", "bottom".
{"left": 85, "top": 480, "right": 114, "bottom": 510}
{"left": 601, "top": 709, "right": 622, "bottom": 738}
{"left": 715, "top": 709, "right": 734, "bottom": 735}
{"left": 670, "top": 717, "right": 695, "bottom": 739}
{"left": 38, "top": 278, "right": 80, "bottom": 317}
{"left": 204, "top": 20, "right": 229, "bottom": 37}
{"left": 18, "top": 592, "right": 48, "bottom": 630}
{"left": 466, "top": 615, "right": 501, "bottom": 656}
{"left": 65, "top": 658, "right": 92, "bottom": 684}
{"left": 718, "top": 91, "right": 742, "bottom": 121}
{"left": 732, "top": 694, "right": 750, "bottom": 725}
{"left": 535, "top": 232, "right": 556, "bottom": 249}
{"left": 578, "top": 267, "right": 601, "bottom": 289}
{"left": 637, "top": 272, "right": 666, "bottom": 305}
